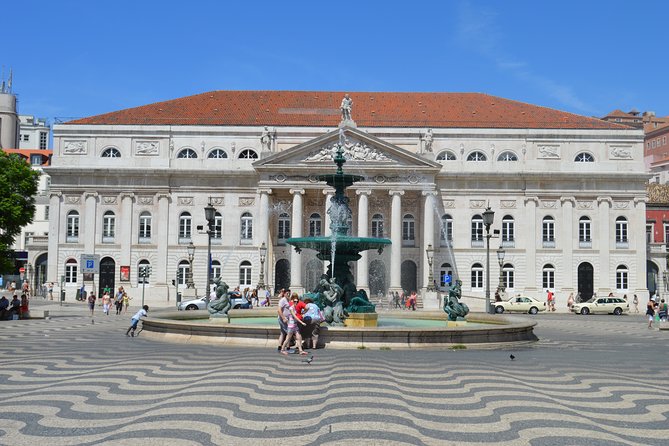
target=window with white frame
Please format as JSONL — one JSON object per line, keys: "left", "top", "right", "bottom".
{"left": 502, "top": 263, "right": 515, "bottom": 289}
{"left": 616, "top": 265, "right": 628, "bottom": 290}
{"left": 66, "top": 211, "right": 79, "bottom": 242}
{"left": 177, "top": 260, "right": 190, "bottom": 286}
{"left": 467, "top": 151, "right": 487, "bottom": 161}
{"left": 371, "top": 214, "right": 384, "bottom": 238}
{"left": 402, "top": 214, "right": 415, "bottom": 245}
{"left": 102, "top": 211, "right": 115, "bottom": 242}
{"left": 101, "top": 147, "right": 121, "bottom": 158}
{"left": 440, "top": 214, "right": 453, "bottom": 245}
{"left": 501, "top": 215, "right": 515, "bottom": 247}
{"left": 278, "top": 213, "right": 291, "bottom": 242}
{"left": 615, "top": 216, "right": 628, "bottom": 247}
{"left": 542, "top": 216, "right": 555, "bottom": 247}
{"left": 579, "top": 216, "right": 592, "bottom": 247}
{"left": 65, "top": 259, "right": 78, "bottom": 284}
{"left": 179, "top": 212, "right": 192, "bottom": 241}
{"left": 177, "top": 148, "right": 198, "bottom": 159}
{"left": 39, "top": 132, "right": 47, "bottom": 149}
{"left": 239, "top": 260, "right": 252, "bottom": 286}
{"left": 238, "top": 149, "right": 258, "bottom": 159}
{"left": 575, "top": 152, "right": 594, "bottom": 162}
{"left": 497, "top": 151, "right": 518, "bottom": 161}
{"left": 240, "top": 212, "right": 253, "bottom": 243}
{"left": 213, "top": 212, "right": 223, "bottom": 240}
{"left": 211, "top": 260, "right": 221, "bottom": 281}
{"left": 440, "top": 263, "right": 453, "bottom": 289}
{"left": 138, "top": 259, "right": 150, "bottom": 285}
{"left": 208, "top": 148, "right": 228, "bottom": 158}
{"left": 471, "top": 263, "right": 484, "bottom": 289}
{"left": 542, "top": 264, "right": 555, "bottom": 289}
{"left": 471, "top": 215, "right": 483, "bottom": 247}
{"left": 139, "top": 211, "right": 152, "bottom": 241}
{"left": 436, "top": 150, "right": 456, "bottom": 161}
{"left": 309, "top": 213, "right": 322, "bottom": 237}
{"left": 646, "top": 224, "right": 653, "bottom": 245}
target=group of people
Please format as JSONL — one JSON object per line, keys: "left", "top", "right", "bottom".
{"left": 86, "top": 286, "right": 131, "bottom": 316}
{"left": 276, "top": 289, "right": 323, "bottom": 355}
{"left": 0, "top": 294, "right": 28, "bottom": 320}
{"left": 387, "top": 290, "right": 418, "bottom": 310}
{"left": 646, "top": 294, "right": 668, "bottom": 328}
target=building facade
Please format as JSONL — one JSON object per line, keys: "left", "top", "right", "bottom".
{"left": 48, "top": 91, "right": 648, "bottom": 309}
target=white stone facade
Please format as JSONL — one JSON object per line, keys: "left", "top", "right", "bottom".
{"left": 48, "top": 109, "right": 648, "bottom": 310}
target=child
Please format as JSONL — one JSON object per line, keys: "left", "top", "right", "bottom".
{"left": 126, "top": 305, "right": 149, "bottom": 337}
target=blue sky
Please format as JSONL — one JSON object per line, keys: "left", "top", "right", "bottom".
{"left": 3, "top": 0, "right": 667, "bottom": 122}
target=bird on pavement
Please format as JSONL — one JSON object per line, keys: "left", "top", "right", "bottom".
{"left": 302, "top": 354, "right": 314, "bottom": 364}
{"left": 509, "top": 354, "right": 515, "bottom": 361}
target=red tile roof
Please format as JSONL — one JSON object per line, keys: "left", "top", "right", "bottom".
{"left": 67, "top": 91, "right": 628, "bottom": 130}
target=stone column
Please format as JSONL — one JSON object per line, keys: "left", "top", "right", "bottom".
{"left": 119, "top": 192, "right": 134, "bottom": 267}
{"left": 597, "top": 197, "right": 612, "bottom": 293}
{"left": 422, "top": 191, "right": 436, "bottom": 291}
{"left": 47, "top": 192, "right": 62, "bottom": 283}
{"left": 356, "top": 189, "right": 371, "bottom": 293}
{"left": 634, "top": 197, "right": 649, "bottom": 297}
{"left": 523, "top": 197, "right": 539, "bottom": 294}
{"left": 389, "top": 190, "right": 404, "bottom": 291}
{"left": 323, "top": 190, "right": 334, "bottom": 236}
{"left": 561, "top": 197, "right": 575, "bottom": 292}
{"left": 156, "top": 194, "right": 170, "bottom": 286}
{"left": 257, "top": 188, "right": 272, "bottom": 246}
{"left": 83, "top": 192, "right": 98, "bottom": 254}
{"left": 290, "top": 189, "right": 305, "bottom": 293}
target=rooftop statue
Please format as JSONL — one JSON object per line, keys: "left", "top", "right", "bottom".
{"left": 340, "top": 94, "right": 353, "bottom": 121}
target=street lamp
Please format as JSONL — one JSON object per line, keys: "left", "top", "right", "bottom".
{"left": 26, "top": 263, "right": 33, "bottom": 297}
{"left": 496, "top": 246, "right": 506, "bottom": 294}
{"left": 186, "top": 241, "right": 195, "bottom": 289}
{"left": 204, "top": 202, "right": 216, "bottom": 295}
{"left": 258, "top": 242, "right": 267, "bottom": 289}
{"left": 425, "top": 243, "right": 436, "bottom": 292}
{"left": 482, "top": 206, "right": 495, "bottom": 314}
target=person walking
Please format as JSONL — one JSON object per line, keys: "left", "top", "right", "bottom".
{"left": 126, "top": 305, "right": 149, "bottom": 337}
{"left": 633, "top": 294, "right": 639, "bottom": 313}
{"left": 567, "top": 292, "right": 574, "bottom": 312}
{"left": 87, "top": 292, "right": 96, "bottom": 317}
{"left": 47, "top": 282, "right": 54, "bottom": 300}
{"left": 102, "top": 292, "right": 112, "bottom": 315}
{"left": 658, "top": 299, "right": 668, "bottom": 322}
{"left": 646, "top": 299, "right": 655, "bottom": 329}
{"left": 123, "top": 291, "right": 131, "bottom": 314}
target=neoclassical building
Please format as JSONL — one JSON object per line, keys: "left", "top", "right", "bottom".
{"left": 47, "top": 91, "right": 647, "bottom": 309}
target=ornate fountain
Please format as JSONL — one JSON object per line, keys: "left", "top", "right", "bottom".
{"left": 286, "top": 126, "right": 391, "bottom": 326}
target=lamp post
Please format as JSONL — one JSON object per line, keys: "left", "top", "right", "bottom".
{"left": 26, "top": 263, "right": 33, "bottom": 297}
{"left": 496, "top": 246, "right": 506, "bottom": 294}
{"left": 204, "top": 202, "right": 216, "bottom": 296}
{"left": 186, "top": 241, "right": 195, "bottom": 289}
{"left": 425, "top": 243, "right": 436, "bottom": 292}
{"left": 663, "top": 270, "right": 669, "bottom": 301}
{"left": 482, "top": 206, "right": 495, "bottom": 314}
{"left": 258, "top": 242, "right": 267, "bottom": 289}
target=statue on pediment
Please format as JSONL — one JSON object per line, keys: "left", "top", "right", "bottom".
{"left": 340, "top": 94, "right": 353, "bottom": 121}
{"left": 423, "top": 129, "right": 434, "bottom": 152}
{"left": 260, "top": 126, "right": 273, "bottom": 151}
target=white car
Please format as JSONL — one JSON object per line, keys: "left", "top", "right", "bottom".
{"left": 494, "top": 296, "right": 546, "bottom": 314}
{"left": 572, "top": 297, "right": 629, "bottom": 315}
{"left": 178, "top": 294, "right": 251, "bottom": 311}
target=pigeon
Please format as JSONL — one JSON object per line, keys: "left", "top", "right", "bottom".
{"left": 302, "top": 354, "right": 314, "bottom": 364}
{"left": 509, "top": 354, "right": 515, "bottom": 361}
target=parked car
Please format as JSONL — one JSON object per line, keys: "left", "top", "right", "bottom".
{"left": 572, "top": 297, "right": 629, "bottom": 315}
{"left": 494, "top": 296, "right": 546, "bottom": 314}
{"left": 178, "top": 293, "right": 252, "bottom": 311}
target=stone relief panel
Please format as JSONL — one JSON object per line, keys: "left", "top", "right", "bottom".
{"left": 210, "top": 197, "right": 224, "bottom": 206}
{"left": 500, "top": 200, "right": 516, "bottom": 209}
{"left": 541, "top": 200, "right": 558, "bottom": 209}
{"left": 609, "top": 146, "right": 633, "bottom": 160}
{"left": 239, "top": 197, "right": 255, "bottom": 207}
{"left": 135, "top": 141, "right": 160, "bottom": 155}
{"left": 469, "top": 200, "right": 486, "bottom": 209}
{"left": 577, "top": 200, "right": 594, "bottom": 210}
{"left": 612, "top": 201, "right": 630, "bottom": 209}
{"left": 443, "top": 200, "right": 455, "bottom": 209}
{"left": 138, "top": 196, "right": 154, "bottom": 205}
{"left": 178, "top": 197, "right": 193, "bottom": 206}
{"left": 304, "top": 137, "right": 392, "bottom": 162}
{"left": 63, "top": 140, "right": 87, "bottom": 155}
{"left": 66, "top": 195, "right": 81, "bottom": 204}
{"left": 537, "top": 144, "right": 560, "bottom": 159}
{"left": 103, "top": 196, "right": 117, "bottom": 204}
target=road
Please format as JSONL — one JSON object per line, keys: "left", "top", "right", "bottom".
{"left": 0, "top": 300, "right": 667, "bottom": 445}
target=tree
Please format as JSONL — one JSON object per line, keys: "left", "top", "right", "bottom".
{"left": 0, "top": 151, "right": 40, "bottom": 273}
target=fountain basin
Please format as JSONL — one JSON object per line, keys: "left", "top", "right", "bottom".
{"left": 140, "top": 308, "right": 538, "bottom": 349}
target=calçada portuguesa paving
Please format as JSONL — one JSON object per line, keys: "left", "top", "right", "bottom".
{"left": 0, "top": 299, "right": 667, "bottom": 446}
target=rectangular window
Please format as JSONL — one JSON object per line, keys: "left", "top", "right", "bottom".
{"left": 39, "top": 132, "right": 47, "bottom": 149}
{"left": 371, "top": 220, "right": 384, "bottom": 238}
{"left": 65, "top": 264, "right": 78, "bottom": 284}
{"left": 30, "top": 154, "right": 42, "bottom": 165}
{"left": 542, "top": 270, "right": 555, "bottom": 289}
{"left": 579, "top": 221, "right": 591, "bottom": 242}
{"left": 503, "top": 270, "right": 514, "bottom": 289}
{"left": 471, "top": 221, "right": 483, "bottom": 241}
{"left": 309, "top": 220, "right": 321, "bottom": 237}
{"left": 179, "top": 217, "right": 192, "bottom": 239}
{"left": 45, "top": 206, "right": 49, "bottom": 221}
{"left": 471, "top": 269, "right": 483, "bottom": 289}
{"left": 616, "top": 271, "right": 628, "bottom": 290}
{"left": 278, "top": 218, "right": 290, "bottom": 240}
{"left": 615, "top": 220, "right": 628, "bottom": 247}
{"left": 66, "top": 215, "right": 79, "bottom": 242}
{"left": 139, "top": 215, "right": 152, "bottom": 241}
{"left": 22, "top": 134, "right": 29, "bottom": 142}
{"left": 213, "top": 215, "right": 223, "bottom": 239}
{"left": 402, "top": 220, "right": 415, "bottom": 242}
{"left": 102, "top": 215, "right": 115, "bottom": 241}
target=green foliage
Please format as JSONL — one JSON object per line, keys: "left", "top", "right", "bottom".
{"left": 450, "top": 344, "right": 467, "bottom": 350}
{"left": 0, "top": 152, "right": 40, "bottom": 272}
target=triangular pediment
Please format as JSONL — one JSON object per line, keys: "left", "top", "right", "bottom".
{"left": 254, "top": 127, "right": 441, "bottom": 172}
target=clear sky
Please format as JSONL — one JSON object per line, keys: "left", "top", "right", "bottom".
{"left": 3, "top": 0, "right": 667, "bottom": 122}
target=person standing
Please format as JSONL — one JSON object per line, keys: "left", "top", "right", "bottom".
{"left": 633, "top": 294, "right": 639, "bottom": 313}
{"left": 567, "top": 292, "right": 574, "bottom": 312}
{"left": 87, "top": 292, "right": 96, "bottom": 317}
{"left": 658, "top": 299, "right": 668, "bottom": 322}
{"left": 276, "top": 291, "right": 291, "bottom": 351}
{"left": 646, "top": 299, "right": 655, "bottom": 329}
{"left": 47, "top": 282, "right": 54, "bottom": 300}
{"left": 102, "top": 292, "right": 112, "bottom": 315}
{"left": 123, "top": 291, "right": 131, "bottom": 314}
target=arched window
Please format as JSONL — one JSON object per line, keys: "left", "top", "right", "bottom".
{"left": 177, "top": 148, "right": 198, "bottom": 159}
{"left": 239, "top": 149, "right": 258, "bottom": 159}
{"left": 139, "top": 211, "right": 152, "bottom": 242}
{"left": 138, "top": 259, "right": 150, "bottom": 285}
{"left": 240, "top": 212, "right": 253, "bottom": 243}
{"left": 497, "top": 151, "right": 518, "bottom": 161}
{"left": 211, "top": 260, "right": 222, "bottom": 281}
{"left": 66, "top": 211, "right": 79, "bottom": 242}
{"left": 616, "top": 265, "right": 628, "bottom": 290}
{"left": 471, "top": 215, "right": 483, "bottom": 247}
{"left": 542, "top": 264, "right": 555, "bottom": 289}
{"left": 471, "top": 263, "right": 483, "bottom": 289}
{"left": 440, "top": 214, "right": 453, "bottom": 245}
{"left": 542, "top": 216, "right": 555, "bottom": 247}
{"left": 579, "top": 216, "right": 592, "bottom": 247}
{"left": 616, "top": 216, "right": 628, "bottom": 247}
{"left": 101, "top": 147, "right": 121, "bottom": 158}
{"left": 65, "top": 258, "right": 78, "bottom": 284}
{"left": 239, "top": 260, "right": 252, "bottom": 286}
{"left": 440, "top": 263, "right": 453, "bottom": 289}
{"left": 309, "top": 213, "right": 322, "bottom": 237}
{"left": 501, "top": 215, "right": 515, "bottom": 247}
{"left": 575, "top": 152, "right": 594, "bottom": 162}
{"left": 467, "top": 151, "right": 487, "bottom": 161}
{"left": 371, "top": 214, "right": 384, "bottom": 238}
{"left": 102, "top": 211, "right": 115, "bottom": 242}
{"left": 177, "top": 260, "right": 190, "bottom": 286}
{"left": 179, "top": 212, "right": 192, "bottom": 241}
{"left": 278, "top": 213, "right": 291, "bottom": 242}
{"left": 208, "top": 148, "right": 228, "bottom": 159}
{"left": 402, "top": 214, "right": 415, "bottom": 245}
{"left": 213, "top": 212, "right": 223, "bottom": 240}
{"left": 502, "top": 263, "right": 515, "bottom": 289}
{"left": 436, "top": 150, "right": 456, "bottom": 161}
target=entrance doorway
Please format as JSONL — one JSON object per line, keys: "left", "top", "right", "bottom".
{"left": 34, "top": 253, "right": 48, "bottom": 297}
{"left": 401, "top": 260, "right": 417, "bottom": 293}
{"left": 577, "top": 262, "right": 594, "bottom": 302}
{"left": 98, "top": 257, "right": 116, "bottom": 297}
{"left": 274, "top": 259, "right": 290, "bottom": 293}
{"left": 647, "top": 260, "right": 659, "bottom": 297}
